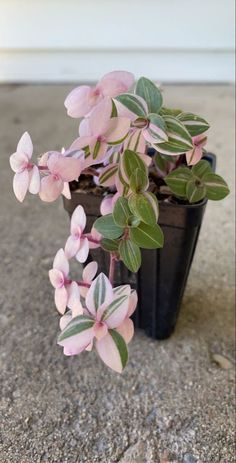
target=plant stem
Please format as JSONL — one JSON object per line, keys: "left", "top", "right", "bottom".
{"left": 108, "top": 254, "right": 116, "bottom": 286}
{"left": 82, "top": 167, "right": 100, "bottom": 177}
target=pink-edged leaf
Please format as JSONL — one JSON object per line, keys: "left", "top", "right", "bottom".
{"left": 127, "top": 289, "right": 138, "bottom": 317}
{"left": 99, "top": 163, "right": 118, "bottom": 187}
{"left": 39, "top": 174, "right": 63, "bottom": 202}
{"left": 71, "top": 205, "right": 86, "bottom": 234}
{"left": 96, "top": 330, "right": 128, "bottom": 373}
{"left": 28, "top": 165, "right": 40, "bottom": 194}
{"left": 48, "top": 153, "right": 82, "bottom": 182}
{"left": 76, "top": 237, "right": 89, "bottom": 263}
{"left": 61, "top": 182, "right": 71, "bottom": 199}
{"left": 116, "top": 318, "right": 134, "bottom": 344}
{"left": 53, "top": 248, "right": 69, "bottom": 276}
{"left": 123, "top": 129, "right": 146, "bottom": 154}
{"left": 87, "top": 227, "right": 102, "bottom": 249}
{"left": 85, "top": 273, "right": 113, "bottom": 316}
{"left": 13, "top": 170, "right": 29, "bottom": 202}
{"left": 67, "top": 281, "right": 83, "bottom": 316}
{"left": 70, "top": 135, "right": 93, "bottom": 151}
{"left": 64, "top": 85, "right": 93, "bottom": 118}
{"left": 105, "top": 117, "right": 130, "bottom": 144}
{"left": 101, "top": 293, "right": 130, "bottom": 328}
{"left": 100, "top": 195, "right": 114, "bottom": 216}
{"left": 186, "top": 147, "right": 203, "bottom": 166}
{"left": 93, "top": 322, "right": 108, "bottom": 340}
{"left": 98, "top": 71, "right": 134, "bottom": 97}
{"left": 89, "top": 97, "right": 112, "bottom": 135}
{"left": 59, "top": 312, "right": 72, "bottom": 331}
{"left": 82, "top": 261, "right": 98, "bottom": 283}
{"left": 58, "top": 314, "right": 95, "bottom": 355}
{"left": 55, "top": 286, "right": 68, "bottom": 314}
{"left": 65, "top": 235, "right": 81, "bottom": 259}
{"left": 10, "top": 152, "right": 28, "bottom": 173}
{"left": 17, "top": 132, "right": 33, "bottom": 159}
{"left": 49, "top": 268, "right": 65, "bottom": 289}
{"left": 79, "top": 117, "right": 92, "bottom": 137}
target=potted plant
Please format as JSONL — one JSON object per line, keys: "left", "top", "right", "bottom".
{"left": 9, "top": 71, "right": 229, "bottom": 373}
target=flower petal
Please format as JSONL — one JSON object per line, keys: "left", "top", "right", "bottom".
{"left": 96, "top": 330, "right": 128, "bottom": 373}
{"left": 85, "top": 273, "right": 113, "bottom": 316}
{"left": 76, "top": 238, "right": 89, "bottom": 263}
{"left": 64, "top": 85, "right": 93, "bottom": 118}
{"left": 39, "top": 174, "right": 63, "bottom": 202}
{"left": 55, "top": 286, "right": 68, "bottom": 314}
{"left": 17, "top": 132, "right": 33, "bottom": 159}
{"left": 65, "top": 235, "right": 81, "bottom": 259}
{"left": 28, "top": 165, "right": 40, "bottom": 194}
{"left": 116, "top": 318, "right": 134, "bottom": 344}
{"left": 13, "top": 170, "right": 29, "bottom": 202}
{"left": 53, "top": 248, "right": 69, "bottom": 276}
{"left": 71, "top": 205, "right": 86, "bottom": 235}
{"left": 82, "top": 261, "right": 98, "bottom": 283}
{"left": 98, "top": 71, "right": 134, "bottom": 97}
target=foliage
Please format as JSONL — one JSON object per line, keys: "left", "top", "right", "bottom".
{"left": 9, "top": 70, "right": 230, "bottom": 372}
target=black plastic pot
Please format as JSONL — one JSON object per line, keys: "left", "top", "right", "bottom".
{"left": 63, "top": 153, "right": 216, "bottom": 340}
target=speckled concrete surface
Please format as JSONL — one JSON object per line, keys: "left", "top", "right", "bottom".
{"left": 0, "top": 85, "right": 235, "bottom": 463}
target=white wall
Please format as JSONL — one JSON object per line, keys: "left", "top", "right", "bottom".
{"left": 0, "top": 0, "right": 235, "bottom": 83}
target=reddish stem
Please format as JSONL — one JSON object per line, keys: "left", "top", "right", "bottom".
{"left": 66, "top": 279, "right": 90, "bottom": 288}
{"left": 82, "top": 167, "right": 100, "bottom": 177}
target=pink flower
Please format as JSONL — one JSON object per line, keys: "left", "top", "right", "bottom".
{"left": 186, "top": 134, "right": 207, "bottom": 166}
{"left": 65, "top": 205, "right": 89, "bottom": 262}
{"left": 39, "top": 151, "right": 83, "bottom": 202}
{"left": 58, "top": 273, "right": 135, "bottom": 373}
{"left": 10, "top": 132, "right": 40, "bottom": 202}
{"left": 70, "top": 98, "right": 131, "bottom": 167}
{"left": 64, "top": 70, "right": 134, "bottom": 118}
{"left": 49, "top": 249, "right": 82, "bottom": 315}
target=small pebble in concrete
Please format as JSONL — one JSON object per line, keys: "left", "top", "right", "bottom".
{"left": 183, "top": 453, "right": 198, "bottom": 463}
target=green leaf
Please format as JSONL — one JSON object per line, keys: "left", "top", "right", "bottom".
{"left": 127, "top": 215, "right": 141, "bottom": 228}
{"left": 177, "top": 112, "right": 210, "bottom": 136}
{"left": 58, "top": 315, "right": 94, "bottom": 342}
{"left": 154, "top": 152, "right": 171, "bottom": 176}
{"left": 192, "top": 159, "right": 211, "bottom": 178}
{"left": 113, "top": 197, "right": 131, "bottom": 227}
{"left": 111, "top": 99, "right": 118, "bottom": 117}
{"left": 115, "top": 93, "right": 147, "bottom": 117}
{"left": 130, "top": 222, "right": 164, "bottom": 249}
{"left": 186, "top": 179, "right": 206, "bottom": 203}
{"left": 160, "top": 107, "right": 182, "bottom": 117}
{"left": 202, "top": 173, "right": 230, "bottom": 200}
{"left": 128, "top": 192, "right": 158, "bottom": 226}
{"left": 155, "top": 116, "right": 193, "bottom": 154}
{"left": 94, "top": 214, "right": 123, "bottom": 239}
{"left": 101, "top": 238, "right": 119, "bottom": 252}
{"left": 135, "top": 77, "right": 163, "bottom": 113}
{"left": 165, "top": 167, "right": 192, "bottom": 197}
{"left": 146, "top": 113, "right": 168, "bottom": 143}
{"left": 130, "top": 167, "right": 149, "bottom": 193}
{"left": 121, "top": 149, "right": 147, "bottom": 184}
{"left": 109, "top": 329, "right": 128, "bottom": 370}
{"left": 119, "top": 239, "right": 141, "bottom": 272}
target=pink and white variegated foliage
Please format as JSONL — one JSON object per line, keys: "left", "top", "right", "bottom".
{"left": 49, "top": 204, "right": 137, "bottom": 373}
{"left": 9, "top": 71, "right": 229, "bottom": 373}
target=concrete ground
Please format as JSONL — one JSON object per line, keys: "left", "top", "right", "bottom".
{"left": 0, "top": 84, "right": 235, "bottom": 463}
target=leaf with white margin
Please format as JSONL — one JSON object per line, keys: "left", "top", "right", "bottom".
{"left": 96, "top": 329, "right": 128, "bottom": 373}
